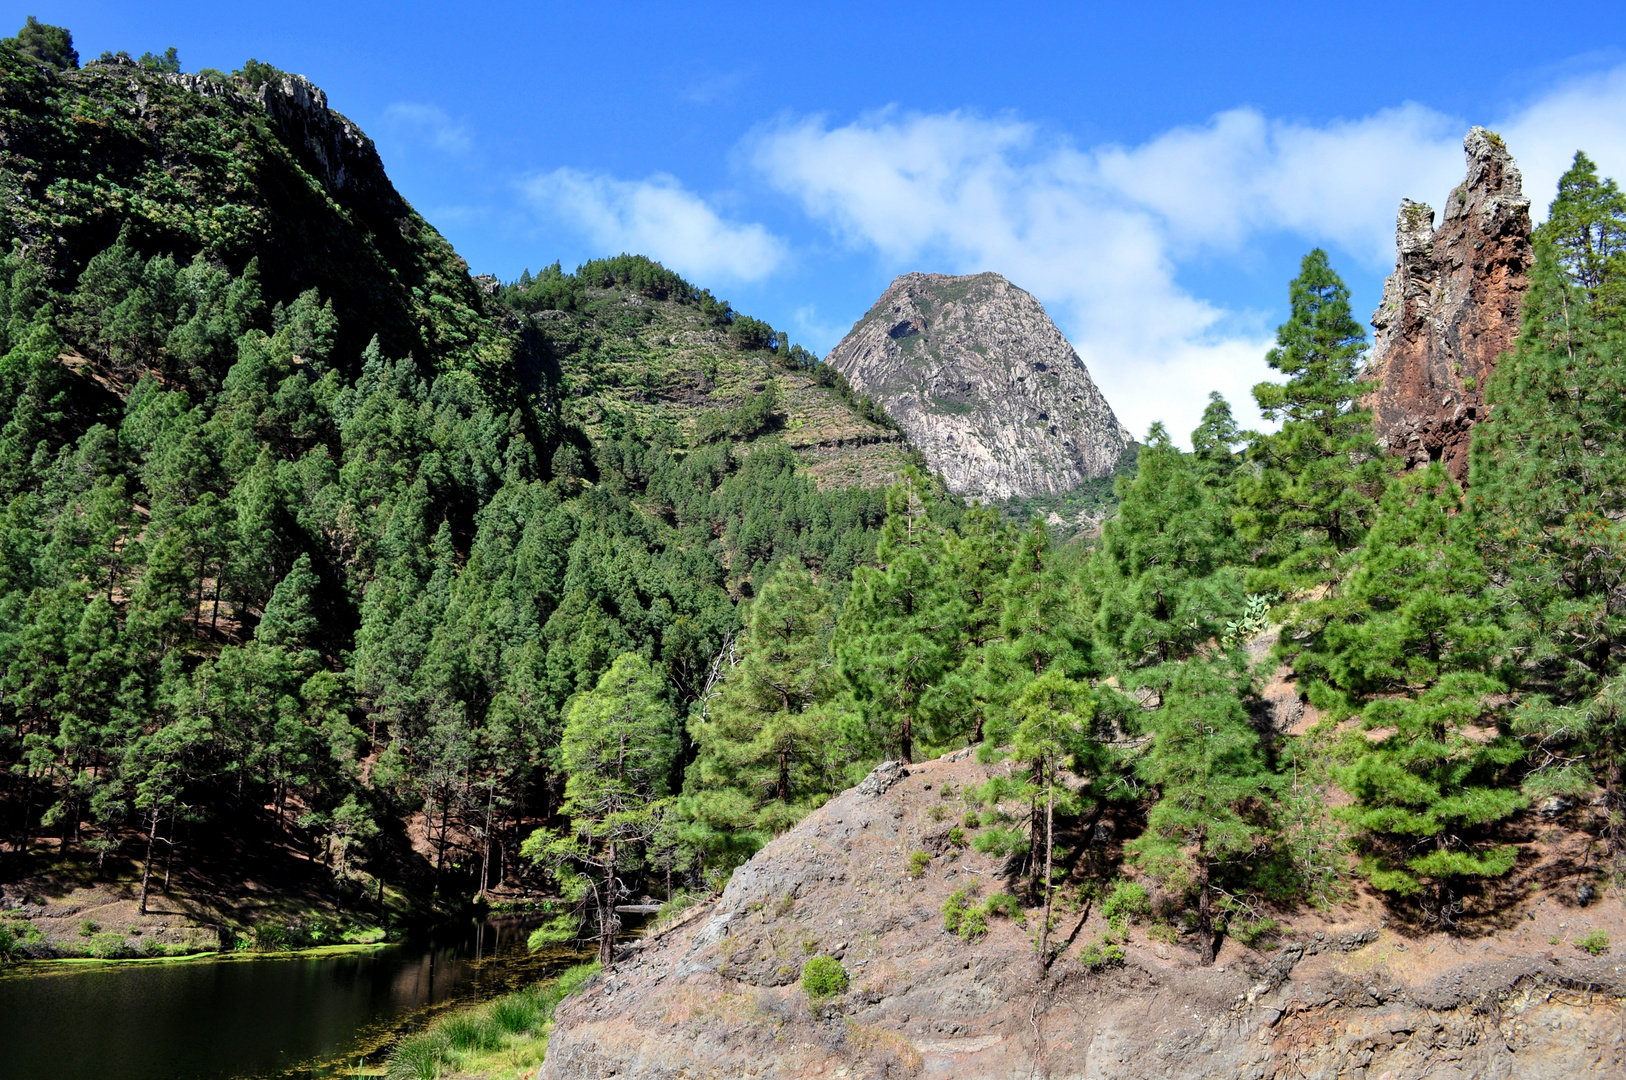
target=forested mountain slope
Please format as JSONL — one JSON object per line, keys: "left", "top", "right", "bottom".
{"left": 0, "top": 34, "right": 918, "bottom": 944}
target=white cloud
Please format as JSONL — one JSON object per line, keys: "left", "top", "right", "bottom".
{"left": 521, "top": 170, "right": 786, "bottom": 284}
{"left": 1499, "top": 65, "right": 1626, "bottom": 221}
{"left": 748, "top": 64, "right": 1626, "bottom": 445}
{"left": 384, "top": 103, "right": 473, "bottom": 157}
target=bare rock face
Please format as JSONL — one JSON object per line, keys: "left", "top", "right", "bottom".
{"left": 539, "top": 752, "right": 1626, "bottom": 1080}
{"left": 825, "top": 273, "right": 1131, "bottom": 501}
{"left": 1366, "top": 127, "right": 1532, "bottom": 480}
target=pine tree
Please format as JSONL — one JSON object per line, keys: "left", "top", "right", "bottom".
{"left": 1092, "top": 423, "right": 1246, "bottom": 666}
{"left": 1236, "top": 250, "right": 1386, "bottom": 594}
{"left": 682, "top": 561, "right": 837, "bottom": 863}
{"left": 1295, "top": 466, "right": 1526, "bottom": 904}
{"left": 524, "top": 653, "right": 677, "bottom": 963}
{"left": 834, "top": 471, "right": 960, "bottom": 763}
{"left": 1003, "top": 669, "right": 1098, "bottom": 973}
{"left": 1127, "top": 659, "right": 1274, "bottom": 965}
{"left": 1469, "top": 149, "right": 1626, "bottom": 867}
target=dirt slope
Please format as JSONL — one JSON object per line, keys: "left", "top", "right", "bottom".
{"left": 540, "top": 754, "right": 1626, "bottom": 1079}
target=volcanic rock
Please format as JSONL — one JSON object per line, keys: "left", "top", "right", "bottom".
{"left": 825, "top": 273, "right": 1131, "bottom": 501}
{"left": 538, "top": 752, "right": 1626, "bottom": 1080}
{"left": 1365, "top": 127, "right": 1532, "bottom": 480}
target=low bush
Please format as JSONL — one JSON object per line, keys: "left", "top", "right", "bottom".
{"left": 1078, "top": 939, "right": 1126, "bottom": 969}
{"left": 943, "top": 888, "right": 1026, "bottom": 941}
{"left": 1576, "top": 929, "right": 1610, "bottom": 956}
{"left": 907, "top": 851, "right": 932, "bottom": 878}
{"left": 948, "top": 827, "right": 966, "bottom": 848}
{"left": 88, "top": 932, "right": 130, "bottom": 959}
{"left": 801, "top": 955, "right": 849, "bottom": 999}
{"left": 1101, "top": 880, "right": 1150, "bottom": 924}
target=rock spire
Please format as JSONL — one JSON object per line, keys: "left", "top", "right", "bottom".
{"left": 1365, "top": 127, "right": 1532, "bottom": 480}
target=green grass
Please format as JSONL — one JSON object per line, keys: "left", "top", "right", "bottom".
{"left": 382, "top": 962, "right": 599, "bottom": 1080}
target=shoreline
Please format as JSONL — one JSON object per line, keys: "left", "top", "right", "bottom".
{"left": 0, "top": 941, "right": 393, "bottom": 976}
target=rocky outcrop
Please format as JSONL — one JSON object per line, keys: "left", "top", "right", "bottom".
{"left": 825, "top": 273, "right": 1131, "bottom": 502}
{"left": 539, "top": 753, "right": 1626, "bottom": 1079}
{"left": 1366, "top": 127, "right": 1532, "bottom": 480}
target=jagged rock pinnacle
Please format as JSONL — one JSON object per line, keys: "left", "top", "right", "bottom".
{"left": 1365, "top": 127, "right": 1532, "bottom": 480}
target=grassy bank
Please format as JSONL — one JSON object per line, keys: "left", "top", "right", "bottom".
{"left": 382, "top": 962, "right": 599, "bottom": 1080}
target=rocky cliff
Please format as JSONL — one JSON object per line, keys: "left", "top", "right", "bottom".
{"left": 1365, "top": 128, "right": 1532, "bottom": 479}
{"left": 0, "top": 53, "right": 483, "bottom": 367}
{"left": 539, "top": 753, "right": 1626, "bottom": 1080}
{"left": 825, "top": 273, "right": 1131, "bottom": 502}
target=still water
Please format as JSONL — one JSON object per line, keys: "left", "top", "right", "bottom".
{"left": 0, "top": 917, "right": 584, "bottom": 1080}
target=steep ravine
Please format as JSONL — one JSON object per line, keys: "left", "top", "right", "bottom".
{"left": 540, "top": 755, "right": 1626, "bottom": 1079}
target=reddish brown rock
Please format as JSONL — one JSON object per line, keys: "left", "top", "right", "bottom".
{"left": 1365, "top": 127, "right": 1532, "bottom": 480}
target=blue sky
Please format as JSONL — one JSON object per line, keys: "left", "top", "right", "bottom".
{"left": 35, "top": 2, "right": 1626, "bottom": 442}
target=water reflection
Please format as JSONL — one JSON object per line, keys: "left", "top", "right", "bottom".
{"left": 0, "top": 917, "right": 586, "bottom": 1080}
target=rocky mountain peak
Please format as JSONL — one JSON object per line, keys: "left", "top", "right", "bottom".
{"left": 1366, "top": 126, "right": 1532, "bottom": 479}
{"left": 824, "top": 272, "right": 1131, "bottom": 502}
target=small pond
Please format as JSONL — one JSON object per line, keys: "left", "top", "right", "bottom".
{"left": 0, "top": 916, "right": 585, "bottom": 1080}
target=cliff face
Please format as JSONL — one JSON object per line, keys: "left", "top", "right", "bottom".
{"left": 1365, "top": 127, "right": 1532, "bottom": 479}
{"left": 825, "top": 273, "right": 1131, "bottom": 502}
{"left": 540, "top": 754, "right": 1626, "bottom": 1080}
{"left": 0, "top": 54, "right": 483, "bottom": 367}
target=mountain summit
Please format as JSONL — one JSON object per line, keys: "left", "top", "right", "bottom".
{"left": 825, "top": 272, "right": 1131, "bottom": 502}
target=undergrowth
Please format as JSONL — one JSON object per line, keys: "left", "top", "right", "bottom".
{"left": 384, "top": 961, "right": 599, "bottom": 1080}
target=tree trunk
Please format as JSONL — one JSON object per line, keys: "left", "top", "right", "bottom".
{"left": 778, "top": 749, "right": 790, "bottom": 802}
{"left": 900, "top": 711, "right": 913, "bottom": 766}
{"left": 1607, "top": 730, "right": 1621, "bottom": 860}
{"left": 1038, "top": 760, "right": 1056, "bottom": 976}
{"left": 433, "top": 798, "right": 450, "bottom": 899}
{"left": 162, "top": 812, "right": 176, "bottom": 892}
{"left": 600, "top": 842, "right": 618, "bottom": 966}
{"left": 138, "top": 807, "right": 159, "bottom": 914}
{"left": 1196, "top": 848, "right": 1215, "bottom": 966}
{"left": 478, "top": 782, "right": 495, "bottom": 900}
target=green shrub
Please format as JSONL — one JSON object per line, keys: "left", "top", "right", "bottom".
{"left": 1101, "top": 880, "right": 1151, "bottom": 924}
{"left": 926, "top": 804, "right": 948, "bottom": 822}
{"left": 907, "top": 851, "right": 932, "bottom": 878}
{"left": 1078, "top": 939, "right": 1126, "bottom": 969}
{"left": 801, "top": 955, "right": 849, "bottom": 999}
{"left": 962, "top": 810, "right": 979, "bottom": 829}
{"left": 1147, "top": 921, "right": 1178, "bottom": 945}
{"left": 88, "top": 932, "right": 129, "bottom": 959}
{"left": 981, "top": 892, "right": 1026, "bottom": 926}
{"left": 948, "top": 827, "right": 966, "bottom": 848}
{"left": 943, "top": 888, "right": 1023, "bottom": 941}
{"left": 1576, "top": 929, "right": 1610, "bottom": 956}
{"left": 970, "top": 826, "right": 1025, "bottom": 856}
{"left": 251, "top": 923, "right": 289, "bottom": 951}
{"left": 1232, "top": 917, "right": 1280, "bottom": 948}
{"left": 78, "top": 919, "right": 99, "bottom": 937}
